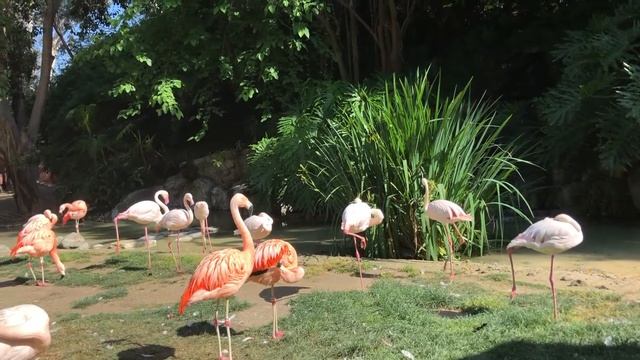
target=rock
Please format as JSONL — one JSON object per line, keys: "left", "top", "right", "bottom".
{"left": 93, "top": 244, "right": 105, "bottom": 249}
{"left": 569, "top": 279, "right": 585, "bottom": 287}
{"left": 596, "top": 285, "right": 609, "bottom": 290}
{"left": 59, "top": 233, "right": 90, "bottom": 250}
{"left": 163, "top": 175, "right": 189, "bottom": 205}
{"left": 0, "top": 244, "right": 9, "bottom": 256}
{"left": 191, "top": 177, "right": 215, "bottom": 202}
{"left": 119, "top": 239, "right": 157, "bottom": 249}
{"left": 209, "top": 186, "right": 229, "bottom": 210}
{"left": 231, "top": 183, "right": 248, "bottom": 195}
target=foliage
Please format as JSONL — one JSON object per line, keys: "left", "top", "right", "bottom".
{"left": 251, "top": 70, "right": 533, "bottom": 259}
{"left": 536, "top": 1, "right": 640, "bottom": 175}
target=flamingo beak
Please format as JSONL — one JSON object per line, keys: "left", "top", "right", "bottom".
{"left": 60, "top": 274, "right": 65, "bottom": 279}
{"left": 248, "top": 203, "right": 254, "bottom": 217}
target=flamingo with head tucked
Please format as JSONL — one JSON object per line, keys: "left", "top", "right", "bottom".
{"left": 178, "top": 193, "right": 255, "bottom": 360}
{"left": 158, "top": 193, "right": 194, "bottom": 273}
{"left": 422, "top": 178, "right": 472, "bottom": 280}
{"left": 59, "top": 200, "right": 88, "bottom": 234}
{"left": 17, "top": 210, "right": 58, "bottom": 243}
{"left": 194, "top": 201, "right": 213, "bottom": 252}
{"left": 10, "top": 227, "right": 65, "bottom": 286}
{"left": 113, "top": 190, "right": 170, "bottom": 272}
{"left": 341, "top": 198, "right": 384, "bottom": 290}
{"left": 249, "top": 239, "right": 304, "bottom": 339}
{"left": 234, "top": 212, "right": 273, "bottom": 242}
{"left": 0, "top": 304, "right": 51, "bottom": 360}
{"left": 507, "top": 213, "right": 583, "bottom": 320}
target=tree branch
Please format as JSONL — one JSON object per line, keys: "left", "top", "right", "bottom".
{"left": 53, "top": 21, "right": 74, "bottom": 60}
{"left": 336, "top": 0, "right": 380, "bottom": 47}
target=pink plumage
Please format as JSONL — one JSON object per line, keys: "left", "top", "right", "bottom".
{"left": 10, "top": 227, "right": 65, "bottom": 286}
{"left": 507, "top": 213, "right": 583, "bottom": 319}
{"left": 158, "top": 193, "right": 194, "bottom": 272}
{"left": 178, "top": 193, "right": 255, "bottom": 360}
{"left": 249, "top": 239, "right": 305, "bottom": 339}
{"left": 422, "top": 178, "right": 472, "bottom": 280}
{"left": 17, "top": 210, "right": 58, "bottom": 244}
{"left": 194, "top": 201, "right": 212, "bottom": 252}
{"left": 59, "top": 200, "right": 88, "bottom": 234}
{"left": 0, "top": 304, "right": 51, "bottom": 360}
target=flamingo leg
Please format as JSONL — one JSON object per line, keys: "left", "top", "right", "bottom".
{"left": 167, "top": 236, "right": 180, "bottom": 272}
{"left": 176, "top": 232, "right": 183, "bottom": 272}
{"left": 75, "top": 219, "right": 79, "bottom": 234}
{"left": 214, "top": 304, "right": 225, "bottom": 360}
{"left": 205, "top": 218, "right": 213, "bottom": 250}
{"left": 444, "top": 225, "right": 455, "bottom": 280}
{"left": 451, "top": 223, "right": 467, "bottom": 248}
{"left": 508, "top": 248, "right": 517, "bottom": 299}
{"left": 26, "top": 258, "right": 37, "bottom": 282}
{"left": 144, "top": 226, "right": 152, "bottom": 274}
{"left": 37, "top": 257, "right": 46, "bottom": 286}
{"left": 114, "top": 218, "right": 121, "bottom": 255}
{"left": 225, "top": 299, "right": 233, "bottom": 360}
{"left": 200, "top": 220, "right": 207, "bottom": 253}
{"left": 550, "top": 255, "right": 558, "bottom": 320}
{"left": 271, "top": 285, "right": 284, "bottom": 339}
{"left": 345, "top": 232, "right": 366, "bottom": 290}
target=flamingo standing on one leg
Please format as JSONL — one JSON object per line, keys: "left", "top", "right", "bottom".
{"left": 507, "top": 213, "right": 583, "bottom": 320}
{"left": 422, "top": 178, "right": 473, "bottom": 280}
{"left": 113, "top": 190, "right": 170, "bottom": 272}
{"left": 178, "top": 193, "right": 255, "bottom": 360}
{"left": 59, "top": 200, "right": 88, "bottom": 234}
{"left": 194, "top": 201, "right": 213, "bottom": 252}
{"left": 249, "top": 239, "right": 304, "bottom": 339}
{"left": 10, "top": 227, "right": 66, "bottom": 286}
{"left": 340, "top": 198, "right": 384, "bottom": 290}
{"left": 158, "top": 193, "right": 194, "bottom": 273}
{"left": 233, "top": 212, "right": 273, "bottom": 242}
{"left": 0, "top": 304, "right": 51, "bottom": 360}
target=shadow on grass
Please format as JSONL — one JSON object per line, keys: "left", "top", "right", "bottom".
{"left": 117, "top": 343, "right": 176, "bottom": 360}
{"left": 259, "top": 285, "right": 310, "bottom": 302}
{"left": 176, "top": 320, "right": 242, "bottom": 337}
{"left": 461, "top": 341, "right": 640, "bottom": 360}
{"left": 0, "top": 257, "right": 23, "bottom": 266}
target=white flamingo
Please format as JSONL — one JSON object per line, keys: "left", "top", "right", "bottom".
{"left": 113, "top": 190, "right": 170, "bottom": 272}
{"left": 507, "top": 213, "right": 583, "bottom": 320}
{"left": 194, "top": 201, "right": 213, "bottom": 252}
{"left": 158, "top": 193, "right": 194, "bottom": 272}
{"left": 341, "top": 198, "right": 384, "bottom": 289}
{"left": 234, "top": 212, "right": 274, "bottom": 242}
{"left": 0, "top": 304, "right": 51, "bottom": 360}
{"left": 422, "top": 178, "right": 473, "bottom": 279}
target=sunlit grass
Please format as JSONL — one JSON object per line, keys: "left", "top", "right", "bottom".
{"left": 72, "top": 287, "right": 129, "bottom": 309}
{"left": 303, "top": 256, "right": 374, "bottom": 277}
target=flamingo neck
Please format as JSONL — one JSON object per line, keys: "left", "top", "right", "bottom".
{"left": 155, "top": 191, "right": 169, "bottom": 214}
{"left": 231, "top": 200, "right": 255, "bottom": 254}
{"left": 182, "top": 197, "right": 194, "bottom": 223}
{"left": 49, "top": 249, "right": 66, "bottom": 275}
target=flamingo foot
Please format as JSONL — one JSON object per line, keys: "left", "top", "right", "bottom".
{"left": 273, "top": 330, "right": 285, "bottom": 340}
{"left": 35, "top": 280, "right": 48, "bottom": 287}
{"left": 510, "top": 289, "right": 517, "bottom": 300}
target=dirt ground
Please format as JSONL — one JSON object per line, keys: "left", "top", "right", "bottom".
{"left": 1, "top": 192, "right": 639, "bottom": 332}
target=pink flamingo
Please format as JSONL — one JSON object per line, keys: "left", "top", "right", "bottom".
{"left": 507, "top": 214, "right": 583, "bottom": 320}
{"left": 236, "top": 212, "right": 273, "bottom": 242}
{"left": 59, "top": 200, "right": 88, "bottom": 234}
{"left": 340, "top": 198, "right": 384, "bottom": 289}
{"left": 17, "top": 210, "right": 58, "bottom": 242}
{"left": 249, "top": 239, "right": 305, "bottom": 339}
{"left": 194, "top": 201, "right": 213, "bottom": 252}
{"left": 422, "top": 178, "right": 473, "bottom": 280}
{"left": 178, "top": 193, "right": 255, "bottom": 360}
{"left": 158, "top": 193, "right": 194, "bottom": 273}
{"left": 113, "top": 190, "right": 170, "bottom": 271}
{"left": 0, "top": 304, "right": 51, "bottom": 359}
{"left": 10, "top": 227, "right": 66, "bottom": 286}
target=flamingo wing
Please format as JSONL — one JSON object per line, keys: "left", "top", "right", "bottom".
{"left": 123, "top": 201, "right": 163, "bottom": 224}
{"left": 507, "top": 217, "right": 583, "bottom": 254}
{"left": 178, "top": 249, "right": 252, "bottom": 314}
{"left": 253, "top": 239, "right": 297, "bottom": 271}
{"left": 159, "top": 209, "right": 190, "bottom": 230}
{"left": 341, "top": 202, "right": 372, "bottom": 233}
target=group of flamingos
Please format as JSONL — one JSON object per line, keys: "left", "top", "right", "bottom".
{"left": 2, "top": 177, "right": 583, "bottom": 360}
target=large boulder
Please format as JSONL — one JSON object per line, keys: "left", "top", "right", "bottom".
{"left": 59, "top": 232, "right": 90, "bottom": 250}
{"left": 191, "top": 177, "right": 215, "bottom": 203}
{"left": 209, "top": 186, "right": 229, "bottom": 210}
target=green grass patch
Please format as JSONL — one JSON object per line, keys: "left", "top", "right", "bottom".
{"left": 304, "top": 256, "right": 374, "bottom": 278}
{"left": 72, "top": 287, "right": 129, "bottom": 309}
{"left": 42, "top": 278, "right": 640, "bottom": 359}
{"left": 398, "top": 264, "right": 420, "bottom": 278}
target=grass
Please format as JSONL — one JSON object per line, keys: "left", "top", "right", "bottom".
{"left": 42, "top": 278, "right": 640, "bottom": 359}
{"left": 304, "top": 256, "right": 374, "bottom": 277}
{"left": 398, "top": 264, "right": 420, "bottom": 278}
{"left": 72, "top": 287, "right": 129, "bottom": 309}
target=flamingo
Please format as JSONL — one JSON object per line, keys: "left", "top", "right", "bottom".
{"left": 507, "top": 213, "right": 583, "bottom": 320}
{"left": 422, "top": 178, "right": 473, "bottom": 280}
{"left": 194, "top": 201, "right": 213, "bottom": 252}
{"left": 340, "top": 197, "right": 384, "bottom": 289}
{"left": 249, "top": 239, "right": 304, "bottom": 339}
{"left": 113, "top": 190, "right": 170, "bottom": 272}
{"left": 59, "top": 200, "right": 88, "bottom": 234}
{"left": 178, "top": 193, "right": 255, "bottom": 360}
{"left": 10, "top": 227, "right": 66, "bottom": 286}
{"left": 17, "top": 210, "right": 58, "bottom": 242}
{"left": 233, "top": 212, "right": 273, "bottom": 242}
{"left": 0, "top": 304, "right": 51, "bottom": 360}
{"left": 158, "top": 193, "right": 194, "bottom": 273}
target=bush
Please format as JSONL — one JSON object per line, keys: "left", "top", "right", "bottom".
{"left": 250, "top": 70, "right": 533, "bottom": 259}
